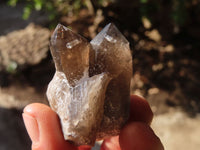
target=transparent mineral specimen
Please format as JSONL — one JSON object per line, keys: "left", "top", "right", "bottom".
{"left": 47, "top": 23, "right": 132, "bottom": 146}
{"left": 90, "top": 23, "right": 132, "bottom": 139}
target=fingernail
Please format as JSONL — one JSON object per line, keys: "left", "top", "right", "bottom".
{"left": 22, "top": 113, "right": 39, "bottom": 145}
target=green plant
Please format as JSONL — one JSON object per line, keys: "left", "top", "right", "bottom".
{"left": 6, "top": 61, "right": 17, "bottom": 74}
{"left": 7, "top": 0, "right": 88, "bottom": 20}
{"left": 171, "top": 0, "right": 188, "bottom": 25}
{"left": 138, "top": 0, "right": 200, "bottom": 26}
{"left": 7, "top": 0, "right": 200, "bottom": 28}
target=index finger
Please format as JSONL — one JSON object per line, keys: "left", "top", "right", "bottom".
{"left": 128, "top": 95, "right": 153, "bottom": 125}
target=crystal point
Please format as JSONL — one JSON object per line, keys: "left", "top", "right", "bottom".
{"left": 47, "top": 23, "right": 132, "bottom": 146}
{"left": 90, "top": 23, "right": 132, "bottom": 139}
{"left": 50, "top": 24, "right": 90, "bottom": 86}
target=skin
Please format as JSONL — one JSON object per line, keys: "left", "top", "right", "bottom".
{"left": 22, "top": 95, "right": 164, "bottom": 150}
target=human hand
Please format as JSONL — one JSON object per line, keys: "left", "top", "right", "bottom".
{"left": 22, "top": 95, "right": 164, "bottom": 150}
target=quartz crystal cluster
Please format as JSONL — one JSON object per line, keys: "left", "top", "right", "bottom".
{"left": 47, "top": 23, "right": 132, "bottom": 146}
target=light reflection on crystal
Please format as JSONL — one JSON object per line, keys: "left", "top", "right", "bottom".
{"left": 66, "top": 39, "right": 81, "bottom": 49}
{"left": 104, "top": 34, "right": 117, "bottom": 43}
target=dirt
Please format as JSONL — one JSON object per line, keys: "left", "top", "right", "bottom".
{"left": 152, "top": 109, "right": 200, "bottom": 150}
{"left": 0, "top": 107, "right": 31, "bottom": 150}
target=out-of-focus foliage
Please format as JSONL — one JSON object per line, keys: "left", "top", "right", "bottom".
{"left": 6, "top": 61, "right": 17, "bottom": 74}
{"left": 7, "top": 0, "right": 200, "bottom": 27}
{"left": 138, "top": 0, "right": 197, "bottom": 26}
{"left": 7, "top": 0, "right": 88, "bottom": 20}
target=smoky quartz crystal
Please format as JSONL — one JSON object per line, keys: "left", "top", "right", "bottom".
{"left": 47, "top": 23, "right": 132, "bottom": 146}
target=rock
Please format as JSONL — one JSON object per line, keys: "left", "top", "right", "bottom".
{"left": 0, "top": 83, "right": 48, "bottom": 109}
{"left": 47, "top": 23, "right": 132, "bottom": 146}
{"left": 145, "top": 29, "right": 162, "bottom": 42}
{"left": 0, "top": 23, "right": 50, "bottom": 71}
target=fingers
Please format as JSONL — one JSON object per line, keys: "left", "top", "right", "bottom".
{"left": 78, "top": 145, "right": 91, "bottom": 150}
{"left": 129, "top": 95, "right": 153, "bottom": 125}
{"left": 119, "top": 122, "right": 164, "bottom": 150}
{"left": 101, "top": 136, "right": 121, "bottom": 150}
{"left": 101, "top": 123, "right": 164, "bottom": 150}
{"left": 101, "top": 95, "right": 163, "bottom": 150}
{"left": 22, "top": 95, "right": 158, "bottom": 150}
{"left": 23, "top": 103, "right": 77, "bottom": 150}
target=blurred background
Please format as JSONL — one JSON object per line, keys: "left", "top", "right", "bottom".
{"left": 0, "top": 0, "right": 200, "bottom": 149}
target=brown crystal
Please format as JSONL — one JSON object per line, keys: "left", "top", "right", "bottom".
{"left": 90, "top": 23, "right": 132, "bottom": 139}
{"left": 50, "top": 24, "right": 90, "bottom": 86}
{"left": 47, "top": 23, "right": 132, "bottom": 146}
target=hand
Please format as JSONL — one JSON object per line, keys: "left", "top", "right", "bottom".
{"left": 22, "top": 95, "right": 164, "bottom": 150}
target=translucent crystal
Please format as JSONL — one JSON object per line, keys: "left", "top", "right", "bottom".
{"left": 90, "top": 23, "right": 132, "bottom": 139}
{"left": 50, "top": 24, "right": 90, "bottom": 86}
{"left": 47, "top": 23, "right": 132, "bottom": 146}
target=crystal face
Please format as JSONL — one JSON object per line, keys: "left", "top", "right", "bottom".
{"left": 46, "top": 23, "right": 132, "bottom": 146}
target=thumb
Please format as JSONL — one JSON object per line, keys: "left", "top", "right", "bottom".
{"left": 22, "top": 103, "right": 77, "bottom": 150}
